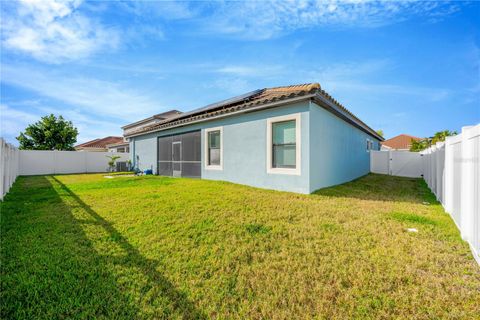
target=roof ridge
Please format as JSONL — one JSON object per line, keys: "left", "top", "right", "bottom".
{"left": 124, "top": 82, "right": 381, "bottom": 141}
{"left": 266, "top": 83, "right": 320, "bottom": 91}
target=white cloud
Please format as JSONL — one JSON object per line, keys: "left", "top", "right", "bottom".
{"left": 290, "top": 59, "right": 451, "bottom": 102}
{"left": 322, "top": 81, "right": 451, "bottom": 102}
{"left": 204, "top": 78, "right": 252, "bottom": 95}
{"left": 1, "top": 65, "right": 164, "bottom": 121}
{"left": 214, "top": 65, "right": 284, "bottom": 77}
{"left": 205, "top": 0, "right": 461, "bottom": 40}
{"left": 0, "top": 104, "right": 40, "bottom": 138}
{"left": 119, "top": 1, "right": 196, "bottom": 20}
{"left": 0, "top": 102, "right": 125, "bottom": 145}
{"left": 1, "top": 0, "right": 119, "bottom": 63}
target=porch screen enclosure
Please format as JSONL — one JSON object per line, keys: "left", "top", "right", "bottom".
{"left": 157, "top": 130, "right": 201, "bottom": 178}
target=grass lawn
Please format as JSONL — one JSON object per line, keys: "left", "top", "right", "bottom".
{"left": 1, "top": 174, "right": 479, "bottom": 319}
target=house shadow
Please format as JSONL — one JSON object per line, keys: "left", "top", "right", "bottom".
{"left": 311, "top": 174, "right": 433, "bottom": 204}
{"left": 50, "top": 176, "right": 207, "bottom": 319}
{"left": 1, "top": 175, "right": 206, "bottom": 319}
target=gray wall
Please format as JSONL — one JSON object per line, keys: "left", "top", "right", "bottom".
{"left": 308, "top": 101, "right": 380, "bottom": 192}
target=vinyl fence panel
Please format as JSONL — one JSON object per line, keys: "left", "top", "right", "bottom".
{"left": 19, "top": 150, "right": 130, "bottom": 175}
{"left": 390, "top": 151, "right": 423, "bottom": 178}
{"left": 370, "top": 150, "right": 422, "bottom": 177}
{"left": 0, "top": 138, "right": 19, "bottom": 200}
{"left": 371, "top": 124, "right": 480, "bottom": 264}
{"left": 421, "top": 125, "right": 480, "bottom": 265}
{"left": 19, "top": 150, "right": 56, "bottom": 175}
{"left": 370, "top": 150, "right": 389, "bottom": 174}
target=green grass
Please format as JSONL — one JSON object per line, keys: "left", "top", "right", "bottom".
{"left": 105, "top": 171, "right": 135, "bottom": 176}
{"left": 1, "top": 174, "right": 479, "bottom": 319}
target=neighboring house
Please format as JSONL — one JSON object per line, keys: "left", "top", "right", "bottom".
{"left": 381, "top": 134, "right": 422, "bottom": 151}
{"left": 107, "top": 141, "right": 130, "bottom": 153}
{"left": 122, "top": 110, "right": 183, "bottom": 137}
{"left": 75, "top": 136, "right": 125, "bottom": 152}
{"left": 123, "top": 83, "right": 383, "bottom": 194}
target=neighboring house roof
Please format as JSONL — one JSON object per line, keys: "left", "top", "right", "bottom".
{"left": 122, "top": 110, "right": 183, "bottom": 130}
{"left": 106, "top": 141, "right": 130, "bottom": 148}
{"left": 75, "top": 136, "right": 124, "bottom": 149}
{"left": 123, "top": 83, "right": 384, "bottom": 141}
{"left": 381, "top": 134, "right": 422, "bottom": 150}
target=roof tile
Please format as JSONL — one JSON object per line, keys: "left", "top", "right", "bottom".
{"left": 124, "top": 83, "right": 379, "bottom": 140}
{"left": 381, "top": 134, "right": 422, "bottom": 150}
{"left": 76, "top": 136, "right": 124, "bottom": 149}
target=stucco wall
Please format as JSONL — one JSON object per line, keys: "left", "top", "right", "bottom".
{"left": 201, "top": 102, "right": 310, "bottom": 193}
{"left": 130, "top": 101, "right": 311, "bottom": 193}
{"left": 308, "top": 101, "right": 380, "bottom": 192}
{"left": 129, "top": 100, "right": 380, "bottom": 194}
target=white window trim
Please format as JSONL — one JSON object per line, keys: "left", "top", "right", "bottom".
{"left": 266, "top": 113, "right": 301, "bottom": 175}
{"left": 204, "top": 126, "right": 223, "bottom": 170}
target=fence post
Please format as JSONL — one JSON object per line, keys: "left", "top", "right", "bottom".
{"left": 0, "top": 139, "right": 4, "bottom": 200}
{"left": 444, "top": 138, "right": 453, "bottom": 213}
{"left": 460, "top": 126, "right": 474, "bottom": 241}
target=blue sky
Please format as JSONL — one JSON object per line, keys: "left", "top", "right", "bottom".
{"left": 1, "top": 0, "right": 479, "bottom": 145}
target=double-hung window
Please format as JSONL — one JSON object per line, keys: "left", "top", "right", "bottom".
{"left": 366, "top": 139, "right": 374, "bottom": 152}
{"left": 267, "top": 113, "right": 301, "bottom": 175}
{"left": 272, "top": 121, "right": 296, "bottom": 168}
{"left": 205, "top": 127, "right": 223, "bottom": 170}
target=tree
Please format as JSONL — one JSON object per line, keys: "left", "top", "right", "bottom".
{"left": 375, "top": 129, "right": 384, "bottom": 137}
{"left": 409, "top": 139, "right": 430, "bottom": 152}
{"left": 106, "top": 155, "right": 121, "bottom": 172}
{"left": 431, "top": 130, "right": 457, "bottom": 144}
{"left": 17, "top": 115, "right": 78, "bottom": 150}
{"left": 409, "top": 130, "right": 457, "bottom": 152}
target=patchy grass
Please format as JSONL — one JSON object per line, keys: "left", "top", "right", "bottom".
{"left": 1, "top": 174, "right": 479, "bottom": 319}
{"left": 105, "top": 171, "right": 135, "bottom": 176}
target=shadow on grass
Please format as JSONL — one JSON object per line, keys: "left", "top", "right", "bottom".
{"left": 312, "top": 174, "right": 434, "bottom": 204}
{"left": 51, "top": 177, "right": 207, "bottom": 319}
{"left": 0, "top": 175, "right": 206, "bottom": 319}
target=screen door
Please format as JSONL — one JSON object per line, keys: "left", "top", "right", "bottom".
{"left": 172, "top": 141, "right": 182, "bottom": 177}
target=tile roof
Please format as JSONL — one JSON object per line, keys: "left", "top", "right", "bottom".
{"left": 124, "top": 83, "right": 382, "bottom": 140}
{"left": 381, "top": 134, "right": 422, "bottom": 150}
{"left": 75, "top": 136, "right": 124, "bottom": 149}
{"left": 106, "top": 141, "right": 130, "bottom": 148}
{"left": 122, "top": 110, "right": 183, "bottom": 129}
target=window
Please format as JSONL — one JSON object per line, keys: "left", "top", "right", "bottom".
{"left": 366, "top": 139, "right": 374, "bottom": 152}
{"left": 204, "top": 127, "right": 223, "bottom": 170}
{"left": 267, "top": 113, "right": 301, "bottom": 175}
{"left": 272, "top": 120, "right": 296, "bottom": 168}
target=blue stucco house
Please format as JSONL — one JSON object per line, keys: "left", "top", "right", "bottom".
{"left": 122, "top": 83, "right": 383, "bottom": 194}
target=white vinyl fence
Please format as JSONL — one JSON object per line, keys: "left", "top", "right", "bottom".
{"left": 370, "top": 150, "right": 423, "bottom": 177}
{"left": 422, "top": 125, "right": 480, "bottom": 264}
{"left": 372, "top": 124, "right": 480, "bottom": 264}
{"left": 0, "top": 140, "right": 130, "bottom": 200}
{"left": 19, "top": 150, "right": 129, "bottom": 175}
{"left": 0, "top": 138, "right": 20, "bottom": 200}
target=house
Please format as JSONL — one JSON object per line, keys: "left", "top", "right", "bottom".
{"left": 75, "top": 136, "right": 125, "bottom": 152}
{"left": 123, "top": 83, "right": 383, "bottom": 194}
{"left": 381, "top": 134, "right": 422, "bottom": 151}
{"left": 106, "top": 141, "right": 130, "bottom": 153}
{"left": 122, "top": 110, "right": 183, "bottom": 136}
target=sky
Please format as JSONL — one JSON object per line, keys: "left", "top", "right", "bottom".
{"left": 1, "top": 0, "right": 479, "bottom": 145}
